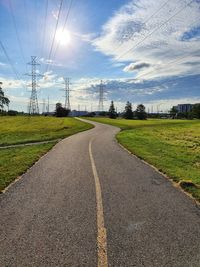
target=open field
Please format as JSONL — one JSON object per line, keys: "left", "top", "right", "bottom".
{"left": 86, "top": 117, "right": 200, "bottom": 201}
{"left": 0, "top": 116, "right": 93, "bottom": 146}
{"left": 0, "top": 116, "right": 93, "bottom": 191}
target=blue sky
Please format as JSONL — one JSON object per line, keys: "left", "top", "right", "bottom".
{"left": 0, "top": 0, "right": 200, "bottom": 112}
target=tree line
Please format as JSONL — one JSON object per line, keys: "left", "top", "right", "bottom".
{"left": 0, "top": 82, "right": 10, "bottom": 114}
{"left": 108, "top": 101, "right": 147, "bottom": 120}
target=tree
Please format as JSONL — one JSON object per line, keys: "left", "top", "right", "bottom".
{"left": 7, "top": 110, "right": 18, "bottom": 116}
{"left": 135, "top": 104, "right": 147, "bottom": 120}
{"left": 192, "top": 103, "right": 200, "bottom": 119}
{"left": 55, "top": 103, "right": 70, "bottom": 117}
{"left": 0, "top": 82, "right": 10, "bottom": 113}
{"left": 123, "top": 101, "right": 133, "bottom": 119}
{"left": 108, "top": 101, "right": 117, "bottom": 119}
{"left": 170, "top": 106, "right": 178, "bottom": 119}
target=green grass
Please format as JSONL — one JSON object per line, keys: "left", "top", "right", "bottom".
{"left": 0, "top": 116, "right": 93, "bottom": 146}
{"left": 87, "top": 117, "right": 200, "bottom": 201}
{"left": 0, "top": 143, "right": 55, "bottom": 191}
{"left": 0, "top": 116, "right": 93, "bottom": 191}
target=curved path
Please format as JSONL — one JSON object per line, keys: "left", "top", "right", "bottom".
{"left": 0, "top": 119, "right": 200, "bottom": 267}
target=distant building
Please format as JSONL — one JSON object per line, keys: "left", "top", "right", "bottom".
{"left": 172, "top": 103, "right": 200, "bottom": 113}
{"left": 69, "top": 110, "right": 89, "bottom": 117}
{"left": 177, "top": 104, "right": 193, "bottom": 113}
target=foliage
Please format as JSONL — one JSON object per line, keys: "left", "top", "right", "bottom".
{"left": 55, "top": 102, "right": 70, "bottom": 117}
{"left": 0, "top": 82, "right": 10, "bottom": 112}
{"left": 108, "top": 101, "right": 117, "bottom": 119}
{"left": 192, "top": 103, "right": 200, "bottom": 119}
{"left": 99, "top": 111, "right": 108, "bottom": 116}
{"left": 170, "top": 106, "right": 178, "bottom": 119}
{"left": 7, "top": 110, "right": 18, "bottom": 116}
{"left": 135, "top": 104, "right": 147, "bottom": 120}
{"left": 123, "top": 101, "right": 133, "bottom": 119}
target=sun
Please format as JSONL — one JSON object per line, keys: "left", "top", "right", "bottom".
{"left": 55, "top": 29, "right": 71, "bottom": 46}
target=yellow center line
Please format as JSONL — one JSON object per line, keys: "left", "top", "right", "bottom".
{"left": 89, "top": 140, "right": 108, "bottom": 267}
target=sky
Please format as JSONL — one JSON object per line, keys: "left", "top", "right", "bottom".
{"left": 0, "top": 0, "right": 200, "bottom": 112}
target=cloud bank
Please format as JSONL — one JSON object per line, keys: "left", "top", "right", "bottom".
{"left": 92, "top": 0, "right": 200, "bottom": 81}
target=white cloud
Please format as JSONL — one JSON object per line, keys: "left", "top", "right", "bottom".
{"left": 39, "top": 58, "right": 63, "bottom": 67}
{"left": 52, "top": 10, "right": 59, "bottom": 21}
{"left": 72, "top": 32, "right": 97, "bottom": 43}
{"left": 123, "top": 62, "right": 150, "bottom": 72}
{"left": 92, "top": 0, "right": 200, "bottom": 81}
{"left": 0, "top": 77, "right": 27, "bottom": 89}
{"left": 0, "top": 62, "right": 7, "bottom": 67}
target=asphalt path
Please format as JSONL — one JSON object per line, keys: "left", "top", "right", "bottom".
{"left": 0, "top": 119, "right": 200, "bottom": 267}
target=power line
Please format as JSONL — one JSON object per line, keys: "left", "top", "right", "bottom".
{"left": 52, "top": 0, "right": 74, "bottom": 61}
{"left": 45, "top": 0, "right": 64, "bottom": 73}
{"left": 23, "top": 0, "right": 31, "bottom": 43}
{"left": 0, "top": 41, "right": 23, "bottom": 82}
{"left": 40, "top": 0, "right": 49, "bottom": 59}
{"left": 8, "top": 0, "right": 26, "bottom": 64}
{"left": 112, "top": 0, "right": 170, "bottom": 55}
{"left": 136, "top": 53, "right": 198, "bottom": 80}
{"left": 115, "top": 0, "right": 194, "bottom": 61}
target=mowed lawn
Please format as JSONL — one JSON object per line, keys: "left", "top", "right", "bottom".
{"left": 0, "top": 116, "right": 93, "bottom": 146}
{"left": 87, "top": 117, "right": 200, "bottom": 201}
{"left": 0, "top": 116, "right": 93, "bottom": 191}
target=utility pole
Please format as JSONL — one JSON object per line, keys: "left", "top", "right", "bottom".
{"left": 98, "top": 80, "right": 105, "bottom": 112}
{"left": 26, "top": 56, "right": 42, "bottom": 115}
{"left": 63, "top": 77, "right": 71, "bottom": 110}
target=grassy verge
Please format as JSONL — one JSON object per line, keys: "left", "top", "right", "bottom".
{"left": 0, "top": 143, "right": 55, "bottom": 191}
{"left": 0, "top": 116, "right": 93, "bottom": 146}
{"left": 0, "top": 116, "right": 93, "bottom": 191}
{"left": 86, "top": 117, "right": 200, "bottom": 202}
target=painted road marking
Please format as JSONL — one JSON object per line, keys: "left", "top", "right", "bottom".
{"left": 89, "top": 140, "right": 108, "bottom": 267}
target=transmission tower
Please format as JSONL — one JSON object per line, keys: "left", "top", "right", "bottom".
{"left": 99, "top": 80, "right": 105, "bottom": 112}
{"left": 63, "top": 77, "right": 71, "bottom": 110}
{"left": 27, "top": 56, "right": 41, "bottom": 114}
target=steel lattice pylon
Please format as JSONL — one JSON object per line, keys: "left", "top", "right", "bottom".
{"left": 63, "top": 77, "right": 71, "bottom": 110}
{"left": 27, "top": 56, "right": 40, "bottom": 115}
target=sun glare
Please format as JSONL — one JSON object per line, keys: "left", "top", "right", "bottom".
{"left": 56, "top": 29, "right": 71, "bottom": 46}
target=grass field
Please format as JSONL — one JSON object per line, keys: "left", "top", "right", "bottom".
{"left": 0, "top": 116, "right": 93, "bottom": 146}
{"left": 87, "top": 117, "right": 200, "bottom": 201}
{"left": 0, "top": 116, "right": 93, "bottom": 191}
{"left": 0, "top": 143, "right": 55, "bottom": 191}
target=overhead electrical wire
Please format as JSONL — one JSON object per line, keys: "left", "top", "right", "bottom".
{"left": 47, "top": 0, "right": 74, "bottom": 75}
{"left": 45, "top": 0, "right": 64, "bottom": 73}
{"left": 114, "top": 0, "right": 194, "bottom": 62}
{"left": 111, "top": 0, "right": 170, "bottom": 55}
{"left": 52, "top": 0, "right": 74, "bottom": 60}
{"left": 8, "top": 0, "right": 26, "bottom": 65}
{"left": 135, "top": 52, "right": 199, "bottom": 80}
{"left": 40, "top": 0, "right": 49, "bottom": 60}
{"left": 0, "top": 41, "right": 27, "bottom": 89}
